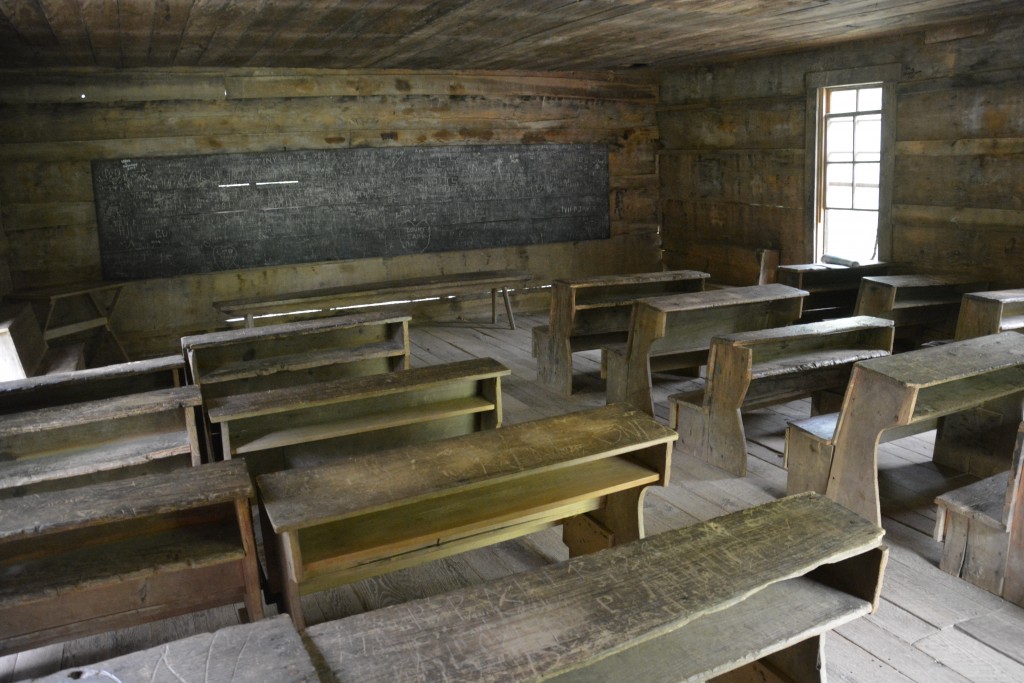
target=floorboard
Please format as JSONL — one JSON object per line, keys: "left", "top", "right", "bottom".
{"left": 3, "top": 313, "right": 1023, "bottom": 681}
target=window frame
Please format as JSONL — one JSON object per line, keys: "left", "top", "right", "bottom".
{"left": 805, "top": 64, "right": 899, "bottom": 263}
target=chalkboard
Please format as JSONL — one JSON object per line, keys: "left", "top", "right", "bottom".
{"left": 91, "top": 144, "right": 610, "bottom": 280}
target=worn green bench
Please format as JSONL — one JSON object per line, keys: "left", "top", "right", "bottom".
{"left": 532, "top": 270, "right": 708, "bottom": 395}
{"left": 257, "top": 403, "right": 677, "bottom": 629}
{"left": 307, "top": 493, "right": 886, "bottom": 682}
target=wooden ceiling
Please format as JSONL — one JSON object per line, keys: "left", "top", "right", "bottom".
{"left": 1, "top": 0, "right": 1022, "bottom": 73}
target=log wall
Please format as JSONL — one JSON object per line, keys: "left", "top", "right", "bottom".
{"left": 0, "top": 69, "right": 660, "bottom": 357}
{"left": 659, "top": 16, "right": 1024, "bottom": 286}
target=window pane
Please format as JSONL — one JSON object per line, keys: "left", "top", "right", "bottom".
{"left": 826, "top": 118, "right": 854, "bottom": 162}
{"left": 826, "top": 163, "right": 853, "bottom": 209}
{"left": 855, "top": 115, "right": 881, "bottom": 161}
{"left": 858, "top": 87, "right": 882, "bottom": 111}
{"left": 854, "top": 163, "right": 879, "bottom": 210}
{"left": 829, "top": 89, "right": 858, "bottom": 114}
{"left": 823, "top": 209, "right": 878, "bottom": 263}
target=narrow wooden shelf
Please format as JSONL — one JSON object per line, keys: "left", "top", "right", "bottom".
{"left": 0, "top": 430, "right": 192, "bottom": 489}
{"left": 234, "top": 396, "right": 496, "bottom": 454}
{"left": 912, "top": 366, "right": 1024, "bottom": 422}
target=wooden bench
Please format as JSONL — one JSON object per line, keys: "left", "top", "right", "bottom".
{"left": 5, "top": 281, "right": 129, "bottom": 368}
{"left": 785, "top": 332, "right": 1024, "bottom": 524}
{"left": 257, "top": 403, "right": 677, "bottom": 628}
{"left": 934, "top": 422, "right": 1024, "bottom": 604}
{"left": 183, "top": 310, "right": 411, "bottom": 398}
{"left": 664, "top": 243, "right": 780, "bottom": 287}
{"left": 0, "top": 353, "right": 184, "bottom": 415}
{"left": 532, "top": 269, "right": 709, "bottom": 395}
{"left": 208, "top": 357, "right": 510, "bottom": 476}
{"left": 214, "top": 269, "right": 532, "bottom": 329}
{"left": 0, "top": 385, "right": 202, "bottom": 496}
{"left": 777, "top": 261, "right": 891, "bottom": 321}
{"left": 670, "top": 316, "right": 894, "bottom": 476}
{"left": 604, "top": 283, "right": 807, "bottom": 415}
{"left": 854, "top": 274, "right": 987, "bottom": 347}
{"left": 306, "top": 493, "right": 886, "bottom": 682}
{"left": 955, "top": 288, "right": 1024, "bottom": 340}
{"left": 0, "top": 459, "right": 263, "bottom": 656}
{"left": 26, "top": 615, "right": 318, "bottom": 683}
{"left": 183, "top": 311, "right": 411, "bottom": 457}
{"left": 0, "top": 302, "right": 84, "bottom": 381}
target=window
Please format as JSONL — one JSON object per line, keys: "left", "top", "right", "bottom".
{"left": 805, "top": 66, "right": 898, "bottom": 265}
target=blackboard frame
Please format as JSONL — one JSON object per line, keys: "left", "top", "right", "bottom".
{"left": 92, "top": 144, "right": 610, "bottom": 280}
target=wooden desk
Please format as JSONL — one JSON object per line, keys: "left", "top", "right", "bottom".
{"left": 208, "top": 357, "right": 509, "bottom": 476}
{"left": 854, "top": 274, "right": 987, "bottom": 346}
{"left": 0, "top": 459, "right": 263, "bottom": 656}
{"left": 605, "top": 283, "right": 807, "bottom": 415}
{"left": 214, "top": 269, "right": 532, "bottom": 329}
{"left": 7, "top": 281, "right": 129, "bottom": 366}
{"left": 956, "top": 288, "right": 1024, "bottom": 340}
{"left": 257, "top": 403, "right": 677, "bottom": 628}
{"left": 306, "top": 493, "right": 885, "bottom": 682}
{"left": 777, "top": 261, "right": 891, "bottom": 321}
{"left": 533, "top": 270, "right": 709, "bottom": 395}
{"left": 670, "top": 316, "right": 893, "bottom": 476}
{"left": 826, "top": 332, "right": 1024, "bottom": 525}
{"left": 0, "top": 354, "right": 184, "bottom": 415}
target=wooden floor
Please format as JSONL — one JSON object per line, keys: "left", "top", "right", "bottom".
{"left": 4, "top": 313, "right": 1024, "bottom": 681}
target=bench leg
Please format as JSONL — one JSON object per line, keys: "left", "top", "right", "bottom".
{"left": 535, "top": 330, "right": 574, "bottom": 396}
{"left": 235, "top": 499, "right": 265, "bottom": 622}
{"left": 564, "top": 487, "right": 648, "bottom": 557}
{"left": 711, "top": 635, "right": 824, "bottom": 683}
{"left": 279, "top": 531, "right": 307, "bottom": 630}
{"left": 785, "top": 426, "right": 834, "bottom": 497}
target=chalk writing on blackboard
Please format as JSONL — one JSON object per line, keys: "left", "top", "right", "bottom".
{"left": 92, "top": 144, "right": 610, "bottom": 279}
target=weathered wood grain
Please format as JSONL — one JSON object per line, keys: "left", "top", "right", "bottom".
{"left": 25, "top": 616, "right": 318, "bottom": 683}
{"left": 306, "top": 493, "right": 883, "bottom": 683}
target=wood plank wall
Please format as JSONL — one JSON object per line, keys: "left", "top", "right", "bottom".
{"left": 0, "top": 69, "right": 660, "bottom": 357}
{"left": 659, "top": 16, "right": 1024, "bottom": 285}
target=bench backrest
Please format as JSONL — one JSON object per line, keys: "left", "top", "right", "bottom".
{"left": 629, "top": 284, "right": 807, "bottom": 359}
{"left": 664, "top": 244, "right": 779, "bottom": 287}
{"left": 182, "top": 311, "right": 411, "bottom": 399}
{"left": 550, "top": 270, "right": 708, "bottom": 338}
{"left": 0, "top": 354, "right": 184, "bottom": 415}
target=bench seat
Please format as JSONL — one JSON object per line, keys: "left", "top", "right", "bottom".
{"left": 306, "top": 492, "right": 886, "bottom": 682}
{"left": 257, "top": 403, "right": 677, "bottom": 628}
{"left": 932, "top": 423, "right": 1024, "bottom": 603}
